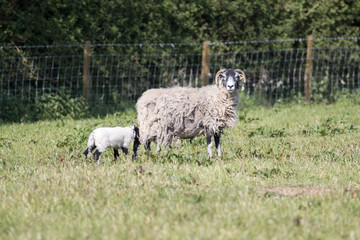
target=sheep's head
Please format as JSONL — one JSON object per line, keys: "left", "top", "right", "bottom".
{"left": 215, "top": 69, "right": 246, "bottom": 93}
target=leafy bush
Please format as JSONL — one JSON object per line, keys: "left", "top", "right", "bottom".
{"left": 308, "top": 117, "right": 356, "bottom": 136}
{"left": 0, "top": 98, "right": 25, "bottom": 122}
{"left": 56, "top": 124, "right": 93, "bottom": 150}
{"left": 30, "top": 92, "right": 90, "bottom": 121}
{"left": 0, "top": 92, "right": 90, "bottom": 122}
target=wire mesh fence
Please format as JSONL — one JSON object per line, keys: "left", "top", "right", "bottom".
{"left": 1, "top": 37, "right": 360, "bottom": 120}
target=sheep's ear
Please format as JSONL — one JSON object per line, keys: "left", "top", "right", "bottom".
{"left": 215, "top": 69, "right": 227, "bottom": 87}
{"left": 234, "top": 69, "right": 246, "bottom": 84}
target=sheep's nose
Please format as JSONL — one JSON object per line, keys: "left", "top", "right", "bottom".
{"left": 228, "top": 85, "right": 234, "bottom": 89}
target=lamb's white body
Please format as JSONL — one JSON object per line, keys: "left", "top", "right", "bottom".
{"left": 84, "top": 125, "right": 140, "bottom": 164}
{"left": 136, "top": 69, "right": 246, "bottom": 157}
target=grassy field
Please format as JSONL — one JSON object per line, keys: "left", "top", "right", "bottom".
{"left": 1, "top": 99, "right": 360, "bottom": 239}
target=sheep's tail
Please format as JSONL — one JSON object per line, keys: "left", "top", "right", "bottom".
{"left": 87, "top": 131, "right": 96, "bottom": 148}
{"left": 84, "top": 131, "right": 95, "bottom": 158}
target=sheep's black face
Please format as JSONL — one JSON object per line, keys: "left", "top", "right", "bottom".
{"left": 216, "top": 69, "right": 246, "bottom": 93}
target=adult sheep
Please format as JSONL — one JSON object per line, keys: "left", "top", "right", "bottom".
{"left": 136, "top": 68, "right": 246, "bottom": 158}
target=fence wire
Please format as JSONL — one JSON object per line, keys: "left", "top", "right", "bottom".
{"left": 1, "top": 38, "right": 360, "bottom": 118}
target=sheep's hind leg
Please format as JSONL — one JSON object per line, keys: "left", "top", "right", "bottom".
{"left": 214, "top": 132, "right": 221, "bottom": 157}
{"left": 93, "top": 149, "right": 102, "bottom": 165}
{"left": 156, "top": 144, "right": 162, "bottom": 152}
{"left": 206, "top": 130, "right": 213, "bottom": 158}
{"left": 144, "top": 141, "right": 151, "bottom": 152}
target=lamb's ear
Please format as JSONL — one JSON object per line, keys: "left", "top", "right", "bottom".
{"left": 234, "top": 69, "right": 246, "bottom": 84}
{"left": 215, "top": 69, "right": 227, "bottom": 87}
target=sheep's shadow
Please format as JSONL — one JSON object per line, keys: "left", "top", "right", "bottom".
{"left": 140, "top": 147, "right": 215, "bottom": 166}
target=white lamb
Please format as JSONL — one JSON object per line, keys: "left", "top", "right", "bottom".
{"left": 136, "top": 68, "right": 246, "bottom": 158}
{"left": 83, "top": 124, "right": 140, "bottom": 164}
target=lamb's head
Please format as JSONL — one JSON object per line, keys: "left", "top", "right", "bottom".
{"left": 215, "top": 69, "right": 246, "bottom": 94}
{"left": 131, "top": 124, "right": 140, "bottom": 139}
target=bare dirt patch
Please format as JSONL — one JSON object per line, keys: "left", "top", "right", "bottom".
{"left": 261, "top": 187, "right": 332, "bottom": 197}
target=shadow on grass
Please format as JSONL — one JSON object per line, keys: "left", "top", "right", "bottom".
{"left": 140, "top": 150, "right": 214, "bottom": 166}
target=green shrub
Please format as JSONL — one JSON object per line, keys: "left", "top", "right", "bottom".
{"left": 1, "top": 92, "right": 90, "bottom": 123}
{"left": 30, "top": 92, "right": 90, "bottom": 121}
{"left": 0, "top": 98, "right": 25, "bottom": 122}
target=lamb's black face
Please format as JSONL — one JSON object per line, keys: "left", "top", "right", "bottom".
{"left": 132, "top": 124, "right": 140, "bottom": 138}
{"left": 216, "top": 69, "right": 246, "bottom": 93}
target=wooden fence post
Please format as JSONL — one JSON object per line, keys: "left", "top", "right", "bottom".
{"left": 83, "top": 41, "right": 91, "bottom": 101}
{"left": 305, "top": 35, "right": 313, "bottom": 103}
{"left": 201, "top": 41, "right": 210, "bottom": 86}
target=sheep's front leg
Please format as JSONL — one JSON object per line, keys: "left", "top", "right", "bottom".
{"left": 206, "top": 130, "right": 213, "bottom": 158}
{"left": 214, "top": 132, "right": 221, "bottom": 157}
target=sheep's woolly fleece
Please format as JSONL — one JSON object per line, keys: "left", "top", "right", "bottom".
{"left": 136, "top": 85, "right": 239, "bottom": 148}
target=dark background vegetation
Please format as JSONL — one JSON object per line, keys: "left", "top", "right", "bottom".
{"left": 1, "top": 0, "right": 360, "bottom": 122}
{"left": 1, "top": 0, "right": 359, "bottom": 47}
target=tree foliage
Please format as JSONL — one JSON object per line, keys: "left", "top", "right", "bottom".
{"left": 1, "top": 0, "right": 359, "bottom": 47}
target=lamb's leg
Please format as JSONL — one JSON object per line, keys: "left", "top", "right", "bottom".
{"left": 132, "top": 137, "right": 141, "bottom": 162}
{"left": 214, "top": 132, "right": 221, "bottom": 157}
{"left": 113, "top": 149, "right": 119, "bottom": 161}
{"left": 83, "top": 148, "right": 89, "bottom": 158}
{"left": 121, "top": 147, "right": 129, "bottom": 161}
{"left": 206, "top": 130, "right": 213, "bottom": 158}
{"left": 83, "top": 145, "right": 96, "bottom": 159}
{"left": 121, "top": 147, "right": 128, "bottom": 155}
{"left": 93, "top": 149, "right": 102, "bottom": 165}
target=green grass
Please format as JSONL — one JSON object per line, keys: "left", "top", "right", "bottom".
{"left": 1, "top": 100, "right": 360, "bottom": 239}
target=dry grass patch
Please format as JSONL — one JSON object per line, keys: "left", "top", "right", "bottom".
{"left": 261, "top": 186, "right": 333, "bottom": 197}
